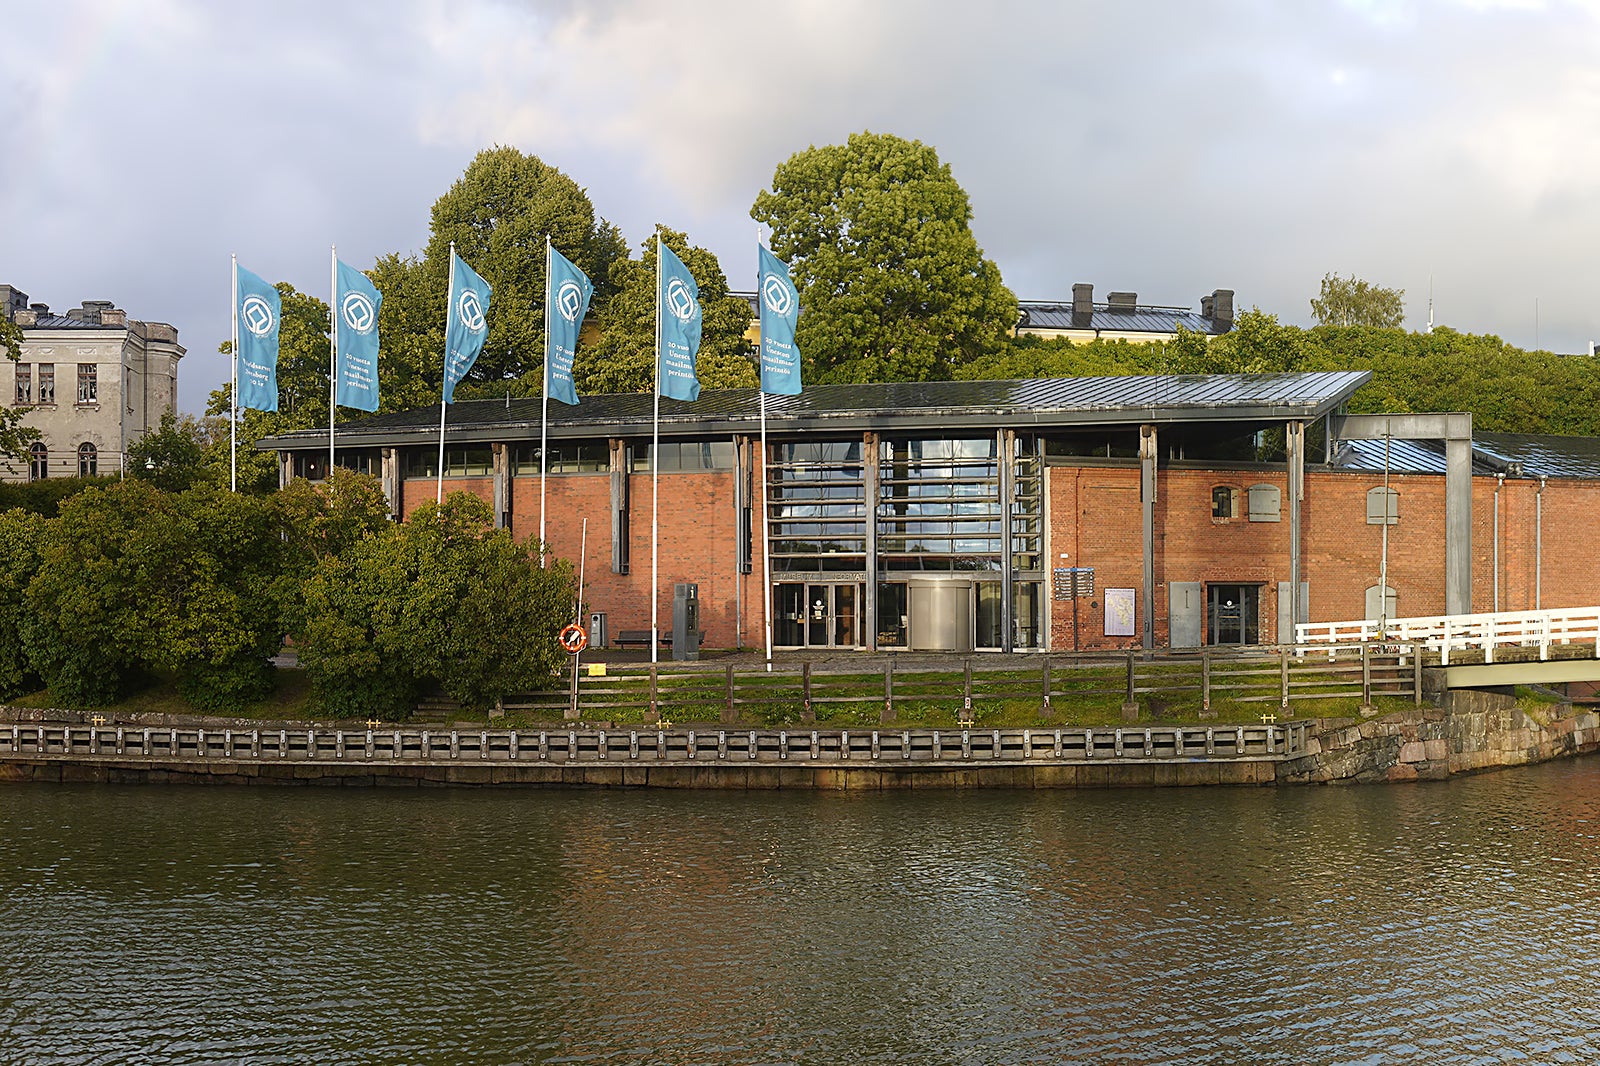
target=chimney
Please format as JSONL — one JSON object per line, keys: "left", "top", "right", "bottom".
{"left": 1071, "top": 282, "right": 1093, "bottom": 327}
{"left": 1212, "top": 288, "right": 1234, "bottom": 327}
{"left": 0, "top": 285, "right": 27, "bottom": 321}
{"left": 13, "top": 309, "right": 37, "bottom": 326}
{"left": 28, "top": 302, "right": 49, "bottom": 318}
{"left": 101, "top": 308, "right": 127, "bottom": 327}
{"left": 1201, "top": 295, "right": 1215, "bottom": 318}
{"left": 1107, "top": 291, "right": 1137, "bottom": 313}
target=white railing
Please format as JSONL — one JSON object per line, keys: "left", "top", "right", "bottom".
{"left": 1296, "top": 606, "right": 1600, "bottom": 665}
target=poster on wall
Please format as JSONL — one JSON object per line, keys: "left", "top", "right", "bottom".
{"left": 1104, "top": 588, "right": 1136, "bottom": 637}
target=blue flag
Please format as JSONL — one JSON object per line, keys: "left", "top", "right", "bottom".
{"left": 235, "top": 263, "right": 280, "bottom": 412}
{"left": 335, "top": 259, "right": 382, "bottom": 412}
{"left": 758, "top": 245, "right": 801, "bottom": 395}
{"left": 443, "top": 251, "right": 492, "bottom": 403}
{"left": 657, "top": 242, "right": 701, "bottom": 402}
{"left": 545, "top": 245, "right": 593, "bottom": 406}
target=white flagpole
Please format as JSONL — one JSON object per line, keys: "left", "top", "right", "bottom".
{"left": 437, "top": 242, "right": 455, "bottom": 506}
{"left": 539, "top": 235, "right": 551, "bottom": 568}
{"left": 329, "top": 244, "right": 337, "bottom": 479}
{"left": 230, "top": 254, "right": 238, "bottom": 493}
{"left": 757, "top": 233, "right": 775, "bottom": 671}
{"left": 651, "top": 234, "right": 662, "bottom": 665}
{"left": 761, "top": 387, "right": 774, "bottom": 671}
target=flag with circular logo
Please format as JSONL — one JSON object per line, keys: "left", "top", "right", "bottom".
{"left": 335, "top": 259, "right": 383, "bottom": 412}
{"left": 443, "top": 251, "right": 492, "bottom": 404}
{"left": 758, "top": 244, "right": 801, "bottom": 395}
{"left": 545, "top": 245, "right": 593, "bottom": 406}
{"left": 235, "top": 263, "right": 281, "bottom": 412}
{"left": 657, "top": 243, "right": 701, "bottom": 402}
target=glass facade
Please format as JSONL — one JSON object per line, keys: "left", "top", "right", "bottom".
{"left": 767, "top": 440, "right": 867, "bottom": 574}
{"left": 764, "top": 434, "right": 1045, "bottom": 650}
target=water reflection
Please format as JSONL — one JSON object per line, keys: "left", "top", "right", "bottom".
{"left": 2, "top": 765, "right": 1599, "bottom": 1063}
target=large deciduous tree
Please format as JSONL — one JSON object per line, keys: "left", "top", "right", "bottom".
{"left": 752, "top": 131, "right": 1017, "bottom": 384}
{"left": 575, "top": 227, "right": 757, "bottom": 395}
{"left": 1310, "top": 273, "right": 1405, "bottom": 328}
{"left": 415, "top": 146, "right": 627, "bottom": 393}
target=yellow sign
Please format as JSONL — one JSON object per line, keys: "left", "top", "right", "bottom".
{"left": 587, "top": 663, "right": 607, "bottom": 677}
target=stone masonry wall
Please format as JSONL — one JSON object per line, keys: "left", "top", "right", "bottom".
{"left": 1279, "top": 689, "right": 1600, "bottom": 784}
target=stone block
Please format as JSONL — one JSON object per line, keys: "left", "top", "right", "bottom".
{"left": 1417, "top": 761, "right": 1451, "bottom": 781}
{"left": 1398, "top": 741, "right": 1427, "bottom": 763}
{"left": 1423, "top": 739, "right": 1449, "bottom": 761}
{"left": 1386, "top": 763, "right": 1419, "bottom": 782}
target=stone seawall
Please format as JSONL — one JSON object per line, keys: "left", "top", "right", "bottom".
{"left": 1281, "top": 690, "right": 1600, "bottom": 784}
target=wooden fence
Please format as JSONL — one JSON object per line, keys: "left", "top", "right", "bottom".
{"left": 504, "top": 645, "right": 1423, "bottom": 724}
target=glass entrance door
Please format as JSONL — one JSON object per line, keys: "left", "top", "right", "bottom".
{"left": 775, "top": 582, "right": 862, "bottom": 648}
{"left": 1207, "top": 584, "right": 1260, "bottom": 645}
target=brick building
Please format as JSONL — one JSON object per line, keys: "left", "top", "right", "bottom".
{"left": 1, "top": 284, "right": 185, "bottom": 481}
{"left": 263, "top": 371, "right": 1600, "bottom": 653}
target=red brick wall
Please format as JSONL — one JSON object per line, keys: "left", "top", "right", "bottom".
{"left": 390, "top": 456, "right": 1600, "bottom": 653}
{"left": 1046, "top": 463, "right": 1600, "bottom": 649}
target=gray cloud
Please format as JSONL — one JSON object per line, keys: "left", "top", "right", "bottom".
{"left": 4, "top": 0, "right": 1597, "bottom": 416}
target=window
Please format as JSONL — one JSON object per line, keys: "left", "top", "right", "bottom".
{"left": 630, "top": 440, "right": 735, "bottom": 472}
{"left": 514, "top": 442, "right": 609, "bottom": 475}
{"left": 1247, "top": 484, "right": 1281, "bottom": 522}
{"left": 1211, "top": 485, "right": 1241, "bottom": 520}
{"left": 1366, "top": 487, "right": 1399, "bottom": 525}
{"left": 28, "top": 442, "right": 48, "bottom": 481}
{"left": 78, "top": 364, "right": 97, "bottom": 403}
{"left": 77, "top": 442, "right": 97, "bottom": 477}
{"left": 14, "top": 364, "right": 30, "bottom": 405}
{"left": 36, "top": 364, "right": 54, "bottom": 404}
{"left": 404, "top": 446, "right": 493, "bottom": 478}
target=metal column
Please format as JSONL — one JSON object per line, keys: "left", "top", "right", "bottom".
{"left": 1140, "top": 424, "right": 1157, "bottom": 652}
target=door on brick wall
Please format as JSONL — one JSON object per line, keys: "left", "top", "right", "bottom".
{"left": 1207, "top": 584, "right": 1260, "bottom": 645}
{"left": 1169, "top": 582, "right": 1203, "bottom": 649}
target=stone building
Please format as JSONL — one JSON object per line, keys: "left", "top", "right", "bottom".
{"left": 1, "top": 284, "right": 185, "bottom": 481}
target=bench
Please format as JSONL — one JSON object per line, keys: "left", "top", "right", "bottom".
{"left": 611, "top": 629, "right": 705, "bottom": 650}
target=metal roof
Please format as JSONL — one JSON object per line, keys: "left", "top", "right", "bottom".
{"left": 1473, "top": 431, "right": 1600, "bottom": 480}
{"left": 265, "top": 371, "right": 1373, "bottom": 451}
{"left": 1016, "top": 301, "right": 1229, "bottom": 337}
{"left": 1333, "top": 431, "right": 1600, "bottom": 479}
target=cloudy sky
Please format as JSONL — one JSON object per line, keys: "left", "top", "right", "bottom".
{"left": 5, "top": 0, "right": 1598, "bottom": 412}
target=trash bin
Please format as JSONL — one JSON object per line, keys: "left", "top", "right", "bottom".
{"left": 672, "top": 583, "right": 699, "bottom": 661}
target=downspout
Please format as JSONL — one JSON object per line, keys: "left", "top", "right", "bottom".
{"left": 1493, "top": 473, "right": 1504, "bottom": 612}
{"left": 1536, "top": 476, "right": 1545, "bottom": 610}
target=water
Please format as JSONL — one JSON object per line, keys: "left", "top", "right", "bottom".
{"left": 3, "top": 764, "right": 1600, "bottom": 1065}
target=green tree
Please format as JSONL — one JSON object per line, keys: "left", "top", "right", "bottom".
{"left": 0, "top": 509, "right": 45, "bottom": 699}
{"left": 136, "top": 486, "right": 295, "bottom": 709}
{"left": 23, "top": 481, "right": 167, "bottom": 703}
{"left": 575, "top": 226, "right": 757, "bottom": 395}
{"left": 296, "top": 493, "right": 572, "bottom": 717}
{"left": 0, "top": 314, "right": 21, "bottom": 361}
{"left": 1310, "top": 273, "right": 1405, "bottom": 328}
{"left": 21, "top": 481, "right": 294, "bottom": 708}
{"left": 127, "top": 411, "right": 210, "bottom": 492}
{"left": 0, "top": 407, "right": 39, "bottom": 467}
{"left": 752, "top": 131, "right": 1017, "bottom": 384}
{"left": 413, "top": 146, "right": 627, "bottom": 391}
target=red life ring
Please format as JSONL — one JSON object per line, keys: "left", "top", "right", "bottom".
{"left": 558, "top": 624, "right": 588, "bottom": 653}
